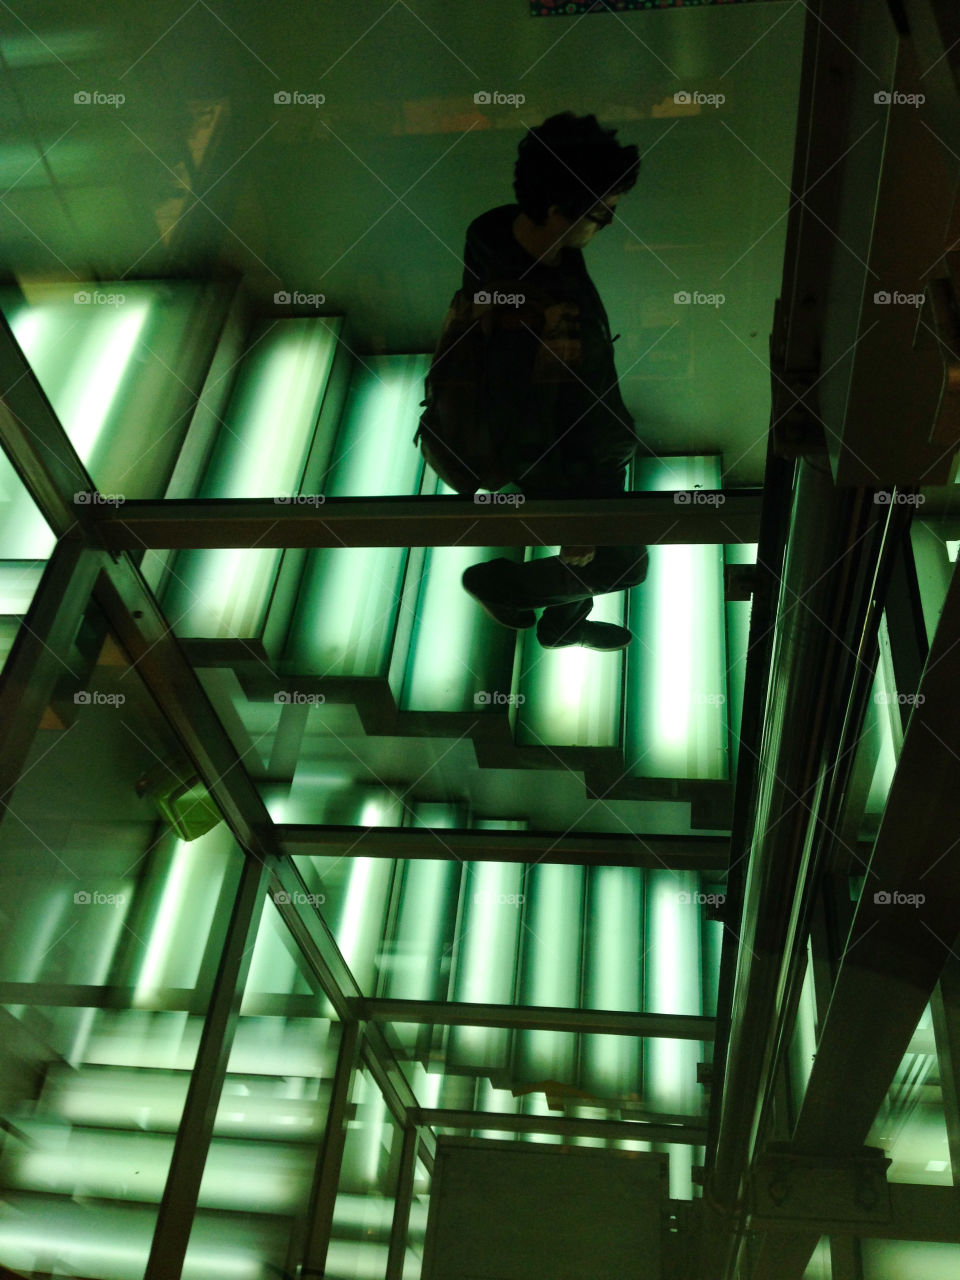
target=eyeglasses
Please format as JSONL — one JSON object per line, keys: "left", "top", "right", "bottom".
{"left": 583, "top": 205, "right": 615, "bottom": 228}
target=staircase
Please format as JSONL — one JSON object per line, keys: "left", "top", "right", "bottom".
{"left": 0, "top": 280, "right": 737, "bottom": 1277}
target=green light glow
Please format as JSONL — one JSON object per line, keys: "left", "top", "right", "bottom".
{"left": 516, "top": 548, "right": 624, "bottom": 747}
{"left": 449, "top": 861, "right": 524, "bottom": 1067}
{"left": 582, "top": 867, "right": 643, "bottom": 1097}
{"left": 200, "top": 319, "right": 338, "bottom": 499}
{"left": 645, "top": 870, "right": 702, "bottom": 1114}
{"left": 8, "top": 291, "right": 152, "bottom": 466}
{"left": 134, "top": 840, "right": 193, "bottom": 1007}
{"left": 517, "top": 865, "right": 583, "bottom": 1079}
{"left": 167, "top": 320, "right": 341, "bottom": 639}
{"left": 401, "top": 477, "right": 516, "bottom": 711}
{"left": 0, "top": 563, "right": 44, "bottom": 613}
{"left": 382, "top": 859, "right": 457, "bottom": 1001}
{"left": 284, "top": 356, "right": 428, "bottom": 676}
{"left": 627, "top": 456, "right": 727, "bottom": 779}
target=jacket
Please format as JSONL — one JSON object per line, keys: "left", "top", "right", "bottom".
{"left": 461, "top": 203, "right": 639, "bottom": 499}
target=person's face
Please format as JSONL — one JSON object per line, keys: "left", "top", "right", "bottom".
{"left": 548, "top": 192, "right": 620, "bottom": 250}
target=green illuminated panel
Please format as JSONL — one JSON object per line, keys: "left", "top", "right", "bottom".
{"left": 860, "top": 1240, "right": 960, "bottom": 1279}
{"left": 515, "top": 865, "right": 584, "bottom": 1080}
{"left": 644, "top": 870, "right": 702, "bottom": 1115}
{"left": 447, "top": 860, "right": 525, "bottom": 1070}
{"left": 399, "top": 474, "right": 520, "bottom": 711}
{"left": 627, "top": 456, "right": 728, "bottom": 780}
{"left": 0, "top": 280, "right": 220, "bottom": 499}
{"left": 582, "top": 867, "right": 643, "bottom": 1099}
{"left": 865, "top": 1002, "right": 951, "bottom": 1185}
{"left": 165, "top": 318, "right": 341, "bottom": 640}
{"left": 515, "top": 546, "right": 624, "bottom": 748}
{"left": 802, "top": 1238, "right": 832, "bottom": 1279}
{"left": 787, "top": 939, "right": 819, "bottom": 1119}
{"left": 284, "top": 355, "right": 428, "bottom": 677}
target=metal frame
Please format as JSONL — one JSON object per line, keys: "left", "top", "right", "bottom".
{"left": 357, "top": 997, "right": 715, "bottom": 1040}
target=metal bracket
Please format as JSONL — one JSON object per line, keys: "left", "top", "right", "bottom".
{"left": 748, "top": 1145, "right": 891, "bottom": 1227}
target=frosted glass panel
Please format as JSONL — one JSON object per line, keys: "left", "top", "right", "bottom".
{"left": 861, "top": 1239, "right": 960, "bottom": 1280}
{"left": 865, "top": 1002, "right": 951, "bottom": 1184}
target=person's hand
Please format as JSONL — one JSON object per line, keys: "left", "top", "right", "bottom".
{"left": 560, "top": 545, "right": 595, "bottom": 567}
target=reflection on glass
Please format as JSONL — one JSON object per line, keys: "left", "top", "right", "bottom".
{"left": 0, "top": 598, "right": 243, "bottom": 1279}
{"left": 0, "top": 444, "right": 54, "bottom": 676}
{"left": 627, "top": 456, "right": 728, "bottom": 780}
{"left": 788, "top": 939, "right": 818, "bottom": 1121}
{"left": 516, "top": 547, "right": 625, "bottom": 748}
{"left": 284, "top": 355, "right": 428, "bottom": 677}
{"left": 164, "top": 317, "right": 342, "bottom": 642}
{"left": 865, "top": 1001, "right": 951, "bottom": 1185}
{"left": 0, "top": 280, "right": 215, "bottom": 499}
{"left": 860, "top": 1239, "right": 960, "bottom": 1279}
{"left": 327, "top": 1066, "right": 402, "bottom": 1280}
{"left": 181, "top": 895, "right": 342, "bottom": 1280}
{"left": 403, "top": 1156, "right": 432, "bottom": 1280}
{"left": 802, "top": 1237, "right": 832, "bottom": 1279}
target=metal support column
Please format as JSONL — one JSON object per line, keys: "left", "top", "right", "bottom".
{"left": 930, "top": 957, "right": 960, "bottom": 1185}
{"left": 298, "top": 1020, "right": 361, "bottom": 1279}
{"left": 144, "top": 854, "right": 269, "bottom": 1280}
{"left": 386, "top": 1124, "right": 420, "bottom": 1280}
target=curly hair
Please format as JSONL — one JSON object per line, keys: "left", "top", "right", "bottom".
{"left": 513, "top": 112, "right": 640, "bottom": 224}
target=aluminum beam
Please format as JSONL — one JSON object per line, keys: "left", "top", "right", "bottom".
{"left": 413, "top": 1108, "right": 707, "bottom": 1147}
{"left": 280, "top": 824, "right": 729, "bottom": 871}
{"left": 88, "top": 491, "right": 763, "bottom": 549}
{"left": 356, "top": 998, "right": 715, "bottom": 1041}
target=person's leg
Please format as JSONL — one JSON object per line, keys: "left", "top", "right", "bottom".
{"left": 462, "top": 546, "right": 649, "bottom": 646}
{"left": 535, "top": 546, "right": 649, "bottom": 646}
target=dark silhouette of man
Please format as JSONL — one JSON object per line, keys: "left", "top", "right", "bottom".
{"left": 461, "top": 112, "right": 649, "bottom": 651}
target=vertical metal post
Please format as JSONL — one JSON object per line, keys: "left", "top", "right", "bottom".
{"left": 386, "top": 1124, "right": 420, "bottom": 1280}
{"left": 298, "top": 1019, "right": 361, "bottom": 1278}
{"left": 829, "top": 1235, "right": 863, "bottom": 1280}
{"left": 930, "top": 957, "right": 960, "bottom": 1186}
{"left": 144, "top": 855, "right": 269, "bottom": 1280}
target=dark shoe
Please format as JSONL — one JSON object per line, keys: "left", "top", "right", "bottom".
{"left": 538, "top": 620, "right": 633, "bottom": 651}
{"left": 462, "top": 562, "right": 536, "bottom": 630}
